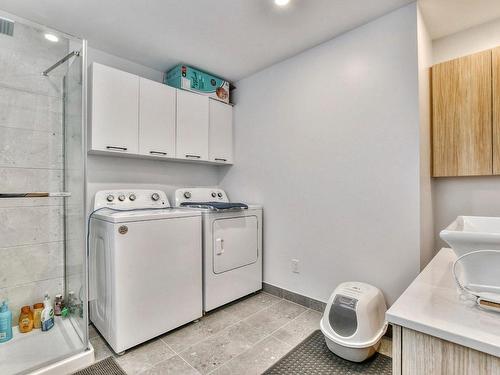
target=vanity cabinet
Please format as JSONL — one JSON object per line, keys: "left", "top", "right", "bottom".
{"left": 432, "top": 50, "right": 492, "bottom": 177}
{"left": 90, "top": 63, "right": 139, "bottom": 154}
{"left": 176, "top": 89, "right": 209, "bottom": 161}
{"left": 209, "top": 99, "right": 233, "bottom": 164}
{"left": 388, "top": 248, "right": 500, "bottom": 375}
{"left": 139, "top": 78, "right": 176, "bottom": 158}
{"left": 393, "top": 326, "right": 500, "bottom": 375}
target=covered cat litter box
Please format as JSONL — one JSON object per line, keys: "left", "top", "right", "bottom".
{"left": 320, "top": 281, "right": 388, "bottom": 362}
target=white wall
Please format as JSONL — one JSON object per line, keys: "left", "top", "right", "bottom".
{"left": 432, "top": 18, "right": 500, "bottom": 248}
{"left": 219, "top": 3, "right": 421, "bottom": 305}
{"left": 85, "top": 48, "right": 220, "bottom": 210}
{"left": 417, "top": 6, "right": 434, "bottom": 268}
{"left": 433, "top": 17, "right": 500, "bottom": 64}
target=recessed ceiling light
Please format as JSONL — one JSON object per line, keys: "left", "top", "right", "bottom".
{"left": 274, "top": 0, "right": 290, "bottom": 6}
{"left": 44, "top": 33, "right": 59, "bottom": 42}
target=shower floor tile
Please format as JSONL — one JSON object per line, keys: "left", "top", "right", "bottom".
{"left": 88, "top": 292, "right": 392, "bottom": 374}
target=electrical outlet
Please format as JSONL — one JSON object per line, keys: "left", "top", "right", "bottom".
{"left": 291, "top": 259, "right": 299, "bottom": 273}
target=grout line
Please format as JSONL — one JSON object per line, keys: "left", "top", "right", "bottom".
{"left": 159, "top": 340, "right": 202, "bottom": 375}
{"left": 177, "top": 354, "right": 203, "bottom": 375}
{"left": 133, "top": 343, "right": 193, "bottom": 375}
{"left": 0, "top": 275, "right": 65, "bottom": 291}
{"left": 0, "top": 239, "right": 65, "bottom": 250}
{"left": 163, "top": 293, "right": 286, "bottom": 373}
{"left": 0, "top": 124, "right": 63, "bottom": 134}
{"left": 205, "top": 299, "right": 314, "bottom": 374}
{"left": 161, "top": 292, "right": 283, "bottom": 355}
{"left": 0, "top": 203, "right": 65, "bottom": 209}
{"left": 0, "top": 165, "right": 64, "bottom": 171}
{"left": 0, "top": 82, "right": 64, "bottom": 99}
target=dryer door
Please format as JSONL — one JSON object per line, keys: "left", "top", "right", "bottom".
{"left": 213, "top": 215, "right": 258, "bottom": 274}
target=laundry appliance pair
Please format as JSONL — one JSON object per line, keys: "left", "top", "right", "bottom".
{"left": 89, "top": 188, "right": 262, "bottom": 353}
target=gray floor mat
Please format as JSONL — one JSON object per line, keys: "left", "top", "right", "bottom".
{"left": 72, "top": 357, "right": 126, "bottom": 375}
{"left": 264, "top": 330, "right": 392, "bottom": 374}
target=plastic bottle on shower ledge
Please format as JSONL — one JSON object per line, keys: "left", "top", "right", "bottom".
{"left": 0, "top": 301, "right": 13, "bottom": 343}
{"left": 40, "top": 293, "right": 54, "bottom": 332}
{"left": 33, "top": 302, "right": 44, "bottom": 329}
{"left": 54, "top": 294, "right": 64, "bottom": 316}
{"left": 18, "top": 306, "right": 34, "bottom": 333}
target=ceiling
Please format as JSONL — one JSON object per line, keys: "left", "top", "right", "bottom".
{"left": 0, "top": 0, "right": 413, "bottom": 81}
{"left": 419, "top": 0, "right": 500, "bottom": 40}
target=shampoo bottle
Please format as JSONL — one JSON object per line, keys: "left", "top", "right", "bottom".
{"left": 0, "top": 300, "right": 13, "bottom": 343}
{"left": 41, "top": 293, "right": 54, "bottom": 332}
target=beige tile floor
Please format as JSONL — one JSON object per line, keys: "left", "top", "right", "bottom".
{"left": 89, "top": 292, "right": 392, "bottom": 375}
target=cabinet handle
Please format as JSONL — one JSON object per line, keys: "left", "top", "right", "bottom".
{"left": 215, "top": 158, "right": 227, "bottom": 162}
{"left": 106, "top": 146, "right": 127, "bottom": 151}
{"left": 185, "top": 154, "right": 201, "bottom": 159}
{"left": 150, "top": 151, "right": 167, "bottom": 155}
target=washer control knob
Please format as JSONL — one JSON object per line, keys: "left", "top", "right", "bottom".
{"left": 217, "top": 192, "right": 223, "bottom": 198}
{"left": 211, "top": 192, "right": 217, "bottom": 198}
{"left": 118, "top": 194, "right": 126, "bottom": 201}
{"left": 184, "top": 191, "right": 192, "bottom": 199}
{"left": 129, "top": 194, "right": 136, "bottom": 201}
{"left": 151, "top": 193, "right": 160, "bottom": 201}
{"left": 106, "top": 194, "right": 114, "bottom": 202}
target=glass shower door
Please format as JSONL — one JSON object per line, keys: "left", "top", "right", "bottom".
{"left": 0, "top": 10, "right": 89, "bottom": 374}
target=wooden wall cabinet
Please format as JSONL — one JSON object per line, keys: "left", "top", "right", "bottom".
{"left": 493, "top": 47, "right": 500, "bottom": 174}
{"left": 432, "top": 50, "right": 492, "bottom": 177}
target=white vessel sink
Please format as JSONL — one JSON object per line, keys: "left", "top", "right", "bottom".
{"left": 441, "top": 216, "right": 500, "bottom": 257}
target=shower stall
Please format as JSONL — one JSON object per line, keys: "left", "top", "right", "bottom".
{"left": 0, "top": 11, "right": 91, "bottom": 375}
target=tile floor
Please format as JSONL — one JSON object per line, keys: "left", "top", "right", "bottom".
{"left": 89, "top": 292, "right": 392, "bottom": 375}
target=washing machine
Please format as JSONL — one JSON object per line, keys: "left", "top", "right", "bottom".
{"left": 89, "top": 190, "right": 202, "bottom": 353}
{"left": 175, "top": 188, "right": 262, "bottom": 312}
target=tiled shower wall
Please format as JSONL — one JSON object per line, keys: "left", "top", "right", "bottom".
{"left": 0, "top": 21, "right": 68, "bottom": 324}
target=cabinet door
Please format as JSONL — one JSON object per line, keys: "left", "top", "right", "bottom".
{"left": 493, "top": 48, "right": 500, "bottom": 174}
{"left": 176, "top": 90, "right": 209, "bottom": 160}
{"left": 90, "top": 63, "right": 139, "bottom": 154}
{"left": 432, "top": 50, "right": 492, "bottom": 177}
{"left": 139, "top": 78, "right": 176, "bottom": 158}
{"left": 209, "top": 99, "right": 233, "bottom": 163}
{"left": 401, "top": 328, "right": 500, "bottom": 375}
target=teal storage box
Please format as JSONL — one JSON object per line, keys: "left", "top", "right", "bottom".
{"left": 164, "top": 64, "right": 230, "bottom": 103}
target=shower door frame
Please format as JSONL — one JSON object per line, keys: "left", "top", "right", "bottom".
{"left": 63, "top": 38, "right": 89, "bottom": 349}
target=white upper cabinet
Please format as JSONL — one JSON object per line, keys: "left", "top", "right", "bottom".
{"left": 209, "top": 99, "right": 233, "bottom": 164}
{"left": 139, "top": 78, "right": 176, "bottom": 158}
{"left": 176, "top": 89, "right": 209, "bottom": 161}
{"left": 90, "top": 63, "right": 233, "bottom": 165}
{"left": 90, "top": 63, "right": 139, "bottom": 154}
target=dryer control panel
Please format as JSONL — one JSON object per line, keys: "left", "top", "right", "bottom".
{"left": 94, "top": 190, "right": 170, "bottom": 210}
{"left": 175, "top": 188, "right": 229, "bottom": 206}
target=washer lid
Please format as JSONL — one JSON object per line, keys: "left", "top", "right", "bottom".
{"left": 91, "top": 208, "right": 201, "bottom": 223}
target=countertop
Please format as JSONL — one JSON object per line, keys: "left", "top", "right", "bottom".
{"left": 386, "top": 248, "right": 500, "bottom": 357}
